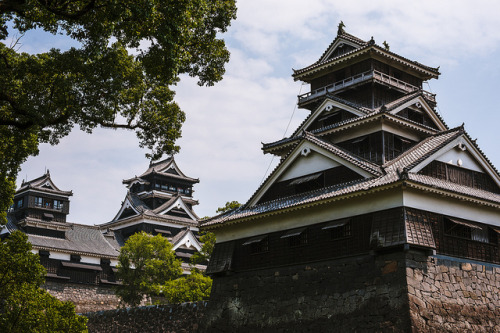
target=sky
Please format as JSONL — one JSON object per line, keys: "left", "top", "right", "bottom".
{"left": 13, "top": 0, "right": 500, "bottom": 224}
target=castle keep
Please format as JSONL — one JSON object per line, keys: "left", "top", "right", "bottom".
{"left": 200, "top": 28, "right": 500, "bottom": 331}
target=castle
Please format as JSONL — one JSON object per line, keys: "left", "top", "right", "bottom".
{"left": 4, "top": 157, "right": 204, "bottom": 312}
{"left": 200, "top": 28, "right": 500, "bottom": 331}
{"left": 5, "top": 27, "right": 500, "bottom": 331}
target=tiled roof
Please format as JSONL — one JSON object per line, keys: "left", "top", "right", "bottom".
{"left": 315, "top": 31, "right": 368, "bottom": 66}
{"left": 9, "top": 219, "right": 121, "bottom": 258}
{"left": 304, "top": 133, "right": 383, "bottom": 176}
{"left": 263, "top": 106, "right": 440, "bottom": 154}
{"left": 16, "top": 171, "right": 72, "bottom": 196}
{"left": 203, "top": 127, "right": 500, "bottom": 229}
{"left": 136, "top": 157, "right": 199, "bottom": 183}
{"left": 385, "top": 127, "right": 463, "bottom": 171}
{"left": 293, "top": 37, "right": 439, "bottom": 80}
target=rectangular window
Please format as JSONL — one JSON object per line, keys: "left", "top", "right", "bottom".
{"left": 243, "top": 235, "right": 269, "bottom": 254}
{"left": 444, "top": 217, "right": 493, "bottom": 243}
{"left": 323, "top": 219, "right": 352, "bottom": 239}
{"left": 53, "top": 200, "right": 63, "bottom": 210}
{"left": 34, "top": 197, "right": 43, "bottom": 207}
{"left": 16, "top": 198, "right": 24, "bottom": 209}
{"left": 70, "top": 254, "right": 81, "bottom": 262}
{"left": 281, "top": 228, "right": 307, "bottom": 247}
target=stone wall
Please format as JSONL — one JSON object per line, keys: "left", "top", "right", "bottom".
{"left": 85, "top": 302, "right": 207, "bottom": 333}
{"left": 82, "top": 251, "right": 500, "bottom": 332}
{"left": 203, "top": 252, "right": 411, "bottom": 332}
{"left": 43, "top": 281, "right": 121, "bottom": 313}
{"left": 407, "top": 253, "right": 500, "bottom": 332}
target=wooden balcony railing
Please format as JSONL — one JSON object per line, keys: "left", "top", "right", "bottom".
{"left": 298, "top": 70, "right": 436, "bottom": 104}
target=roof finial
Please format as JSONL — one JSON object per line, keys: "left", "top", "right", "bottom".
{"left": 368, "top": 36, "right": 375, "bottom": 45}
{"left": 337, "top": 21, "right": 345, "bottom": 35}
{"left": 383, "top": 41, "right": 390, "bottom": 51}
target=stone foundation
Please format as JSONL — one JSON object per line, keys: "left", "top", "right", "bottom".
{"left": 407, "top": 253, "right": 500, "bottom": 332}
{"left": 85, "top": 302, "right": 207, "bottom": 333}
{"left": 83, "top": 251, "right": 500, "bottom": 332}
{"left": 43, "top": 281, "right": 121, "bottom": 313}
{"left": 203, "top": 252, "right": 411, "bottom": 332}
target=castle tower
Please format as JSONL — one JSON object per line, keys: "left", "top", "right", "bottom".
{"left": 201, "top": 28, "right": 500, "bottom": 331}
{"left": 100, "top": 156, "right": 205, "bottom": 272}
{"left": 10, "top": 170, "right": 72, "bottom": 225}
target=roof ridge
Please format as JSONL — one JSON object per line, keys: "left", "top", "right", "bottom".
{"left": 303, "top": 132, "right": 383, "bottom": 175}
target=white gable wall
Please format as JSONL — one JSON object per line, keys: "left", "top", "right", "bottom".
{"left": 279, "top": 152, "right": 341, "bottom": 181}
{"left": 435, "top": 148, "right": 484, "bottom": 172}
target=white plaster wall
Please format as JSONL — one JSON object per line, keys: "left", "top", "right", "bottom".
{"left": 110, "top": 259, "right": 118, "bottom": 267}
{"left": 80, "top": 255, "right": 101, "bottom": 264}
{"left": 279, "top": 151, "right": 340, "bottom": 181}
{"left": 216, "top": 188, "right": 404, "bottom": 242}
{"left": 436, "top": 148, "right": 484, "bottom": 172}
{"left": 402, "top": 189, "right": 500, "bottom": 227}
{"left": 49, "top": 251, "right": 71, "bottom": 260}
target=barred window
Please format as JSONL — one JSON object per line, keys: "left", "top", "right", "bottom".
{"left": 323, "top": 219, "right": 351, "bottom": 239}
{"left": 243, "top": 235, "right": 269, "bottom": 254}
{"left": 444, "top": 217, "right": 494, "bottom": 244}
{"left": 281, "top": 228, "right": 308, "bottom": 247}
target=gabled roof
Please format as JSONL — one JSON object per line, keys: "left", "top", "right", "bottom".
{"left": 249, "top": 131, "right": 382, "bottom": 207}
{"left": 16, "top": 170, "right": 73, "bottom": 197}
{"left": 111, "top": 192, "right": 147, "bottom": 222}
{"left": 153, "top": 194, "right": 199, "bottom": 220}
{"left": 316, "top": 31, "right": 369, "bottom": 64}
{"left": 123, "top": 156, "right": 199, "bottom": 185}
{"left": 203, "top": 128, "right": 500, "bottom": 230}
{"left": 110, "top": 191, "right": 199, "bottom": 224}
{"left": 293, "top": 32, "right": 440, "bottom": 82}
{"left": 2, "top": 216, "right": 120, "bottom": 258}
{"left": 170, "top": 227, "right": 202, "bottom": 251}
{"left": 263, "top": 91, "right": 444, "bottom": 156}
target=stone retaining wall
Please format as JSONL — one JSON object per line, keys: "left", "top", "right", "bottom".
{"left": 407, "top": 253, "right": 500, "bottom": 332}
{"left": 43, "top": 281, "right": 121, "bottom": 313}
{"left": 82, "top": 251, "right": 500, "bottom": 332}
{"left": 85, "top": 302, "right": 207, "bottom": 333}
{"left": 203, "top": 252, "right": 411, "bottom": 332}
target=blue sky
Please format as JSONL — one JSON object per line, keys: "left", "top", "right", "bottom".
{"left": 14, "top": 0, "right": 500, "bottom": 224}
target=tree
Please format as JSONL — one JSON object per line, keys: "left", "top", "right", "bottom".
{"left": 115, "top": 231, "right": 182, "bottom": 306}
{"left": 160, "top": 271, "right": 212, "bottom": 304}
{"left": 216, "top": 200, "right": 241, "bottom": 214}
{"left": 0, "top": 231, "right": 87, "bottom": 332}
{"left": 0, "top": 0, "right": 237, "bottom": 223}
{"left": 190, "top": 231, "right": 215, "bottom": 266}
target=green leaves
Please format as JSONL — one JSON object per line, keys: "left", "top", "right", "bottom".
{"left": 160, "top": 271, "right": 212, "bottom": 304}
{"left": 115, "top": 232, "right": 183, "bottom": 306}
{"left": 0, "top": 231, "right": 87, "bottom": 332}
{"left": 0, "top": 0, "right": 236, "bottom": 224}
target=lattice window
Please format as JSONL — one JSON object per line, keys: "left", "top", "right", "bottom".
{"left": 243, "top": 235, "right": 269, "bottom": 255}
{"left": 281, "top": 228, "right": 308, "bottom": 247}
{"left": 322, "top": 219, "right": 352, "bottom": 240}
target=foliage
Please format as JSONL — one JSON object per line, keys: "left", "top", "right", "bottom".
{"left": 159, "top": 271, "right": 212, "bottom": 304}
{"left": 190, "top": 231, "right": 215, "bottom": 265}
{"left": 0, "top": 231, "right": 87, "bottom": 332}
{"left": 0, "top": 0, "right": 237, "bottom": 223}
{"left": 115, "top": 231, "right": 182, "bottom": 306}
{"left": 215, "top": 200, "right": 241, "bottom": 214}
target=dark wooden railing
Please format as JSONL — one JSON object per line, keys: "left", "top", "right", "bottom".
{"left": 298, "top": 70, "right": 436, "bottom": 104}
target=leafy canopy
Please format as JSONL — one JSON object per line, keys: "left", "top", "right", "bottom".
{"left": 0, "top": 231, "right": 87, "bottom": 332}
{"left": 159, "top": 270, "right": 212, "bottom": 304}
{"left": 215, "top": 200, "right": 241, "bottom": 214}
{"left": 0, "top": 0, "right": 237, "bottom": 223}
{"left": 116, "top": 231, "right": 183, "bottom": 306}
